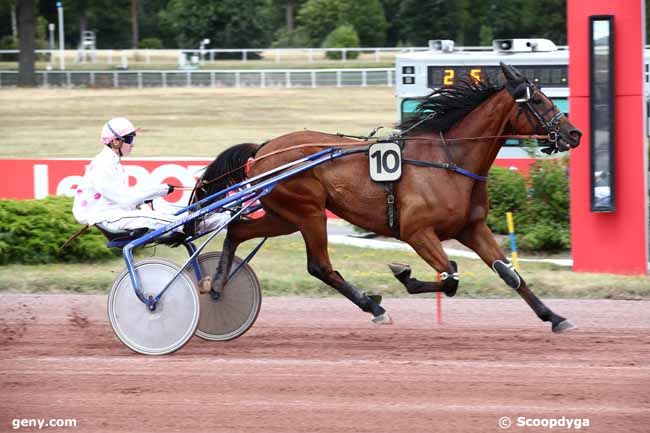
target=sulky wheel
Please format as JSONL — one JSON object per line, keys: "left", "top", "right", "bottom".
{"left": 108, "top": 258, "right": 200, "bottom": 355}
{"left": 195, "top": 252, "right": 262, "bottom": 341}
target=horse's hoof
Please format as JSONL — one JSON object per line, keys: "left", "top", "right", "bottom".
{"left": 388, "top": 263, "right": 411, "bottom": 278}
{"left": 552, "top": 319, "right": 577, "bottom": 333}
{"left": 371, "top": 312, "right": 393, "bottom": 325}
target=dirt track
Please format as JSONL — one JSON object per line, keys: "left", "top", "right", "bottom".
{"left": 1, "top": 294, "right": 649, "bottom": 433}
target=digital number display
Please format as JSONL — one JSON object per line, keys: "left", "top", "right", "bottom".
{"left": 428, "top": 65, "right": 568, "bottom": 88}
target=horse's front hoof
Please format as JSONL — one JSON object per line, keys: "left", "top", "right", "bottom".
{"left": 552, "top": 319, "right": 577, "bottom": 333}
{"left": 371, "top": 312, "right": 393, "bottom": 325}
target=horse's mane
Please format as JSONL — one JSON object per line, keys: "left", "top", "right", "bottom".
{"left": 397, "top": 79, "right": 504, "bottom": 135}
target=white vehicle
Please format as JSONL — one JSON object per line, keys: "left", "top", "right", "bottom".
{"left": 395, "top": 39, "right": 570, "bottom": 159}
{"left": 395, "top": 38, "right": 650, "bottom": 158}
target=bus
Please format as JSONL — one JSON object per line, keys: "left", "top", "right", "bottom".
{"left": 394, "top": 38, "right": 649, "bottom": 165}
{"left": 395, "top": 39, "right": 570, "bottom": 163}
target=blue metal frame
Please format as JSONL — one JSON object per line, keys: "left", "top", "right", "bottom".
{"left": 120, "top": 146, "right": 348, "bottom": 310}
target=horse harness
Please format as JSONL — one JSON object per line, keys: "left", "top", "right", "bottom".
{"left": 366, "top": 132, "right": 488, "bottom": 240}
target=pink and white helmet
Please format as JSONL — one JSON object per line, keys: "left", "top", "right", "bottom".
{"left": 100, "top": 117, "right": 141, "bottom": 145}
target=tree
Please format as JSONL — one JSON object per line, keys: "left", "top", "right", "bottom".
{"left": 398, "top": 0, "right": 467, "bottom": 45}
{"left": 159, "top": 0, "right": 272, "bottom": 48}
{"left": 296, "top": 0, "right": 387, "bottom": 46}
{"left": 131, "top": 0, "right": 138, "bottom": 48}
{"left": 380, "top": 0, "right": 401, "bottom": 46}
{"left": 17, "top": 0, "right": 35, "bottom": 86}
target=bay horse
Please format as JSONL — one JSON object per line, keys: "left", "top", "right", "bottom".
{"left": 194, "top": 63, "right": 582, "bottom": 332}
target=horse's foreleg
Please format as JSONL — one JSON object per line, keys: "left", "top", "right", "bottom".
{"left": 299, "top": 214, "right": 390, "bottom": 324}
{"left": 392, "top": 226, "right": 459, "bottom": 296}
{"left": 457, "top": 222, "right": 576, "bottom": 333}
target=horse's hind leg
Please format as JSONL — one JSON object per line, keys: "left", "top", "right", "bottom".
{"left": 209, "top": 211, "right": 298, "bottom": 293}
{"left": 457, "top": 221, "right": 575, "bottom": 333}
{"left": 298, "top": 213, "right": 391, "bottom": 324}
{"left": 391, "top": 226, "right": 460, "bottom": 296}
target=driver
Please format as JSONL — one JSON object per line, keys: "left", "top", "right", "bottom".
{"left": 72, "top": 117, "right": 229, "bottom": 234}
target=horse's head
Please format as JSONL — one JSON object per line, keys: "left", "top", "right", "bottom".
{"left": 500, "top": 63, "right": 582, "bottom": 154}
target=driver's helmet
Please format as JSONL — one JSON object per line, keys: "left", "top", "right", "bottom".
{"left": 100, "top": 117, "right": 140, "bottom": 145}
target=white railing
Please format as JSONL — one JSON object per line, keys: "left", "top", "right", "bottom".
{"left": 0, "top": 47, "right": 429, "bottom": 66}
{"left": 0, "top": 68, "right": 395, "bottom": 89}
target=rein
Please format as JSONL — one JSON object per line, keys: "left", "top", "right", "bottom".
{"left": 189, "top": 130, "right": 550, "bottom": 192}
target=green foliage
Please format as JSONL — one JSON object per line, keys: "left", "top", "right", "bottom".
{"left": 322, "top": 25, "right": 360, "bottom": 59}
{"left": 517, "top": 222, "right": 570, "bottom": 252}
{"left": 526, "top": 159, "right": 570, "bottom": 224}
{"left": 271, "top": 27, "right": 311, "bottom": 48}
{"left": 0, "top": 196, "right": 118, "bottom": 265}
{"left": 159, "top": 0, "right": 272, "bottom": 49}
{"left": 138, "top": 37, "right": 163, "bottom": 49}
{"left": 486, "top": 166, "right": 528, "bottom": 233}
{"left": 297, "top": 0, "right": 387, "bottom": 46}
{"left": 0, "top": 34, "right": 17, "bottom": 50}
{"left": 487, "top": 159, "right": 570, "bottom": 253}
{"left": 398, "top": 0, "right": 467, "bottom": 45}
{"left": 10, "top": 0, "right": 626, "bottom": 50}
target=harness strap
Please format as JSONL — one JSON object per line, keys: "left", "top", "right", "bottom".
{"left": 402, "top": 158, "right": 488, "bottom": 182}
{"left": 384, "top": 182, "right": 400, "bottom": 239}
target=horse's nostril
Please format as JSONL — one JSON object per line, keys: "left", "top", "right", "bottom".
{"left": 569, "top": 130, "right": 582, "bottom": 142}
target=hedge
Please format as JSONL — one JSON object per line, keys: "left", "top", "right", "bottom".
{"left": 0, "top": 196, "right": 119, "bottom": 265}
{"left": 322, "top": 25, "right": 360, "bottom": 60}
{"left": 487, "top": 159, "right": 570, "bottom": 252}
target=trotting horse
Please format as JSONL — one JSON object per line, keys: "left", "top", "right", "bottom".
{"left": 193, "top": 63, "right": 582, "bottom": 332}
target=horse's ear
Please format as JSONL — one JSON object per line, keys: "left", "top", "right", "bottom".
{"left": 500, "top": 62, "right": 523, "bottom": 82}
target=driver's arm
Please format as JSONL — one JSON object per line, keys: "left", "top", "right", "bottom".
{"left": 93, "top": 164, "right": 168, "bottom": 207}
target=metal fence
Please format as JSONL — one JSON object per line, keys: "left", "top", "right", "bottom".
{"left": 0, "top": 68, "right": 395, "bottom": 89}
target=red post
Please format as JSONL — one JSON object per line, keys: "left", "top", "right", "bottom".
{"left": 567, "top": 0, "right": 648, "bottom": 274}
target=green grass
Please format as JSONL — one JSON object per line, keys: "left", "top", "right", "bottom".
{"left": 0, "top": 87, "right": 396, "bottom": 158}
{"left": 0, "top": 234, "right": 648, "bottom": 298}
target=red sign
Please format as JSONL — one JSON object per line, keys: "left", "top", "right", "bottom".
{"left": 1, "top": 157, "right": 535, "bottom": 203}
{"left": 2, "top": 158, "right": 211, "bottom": 206}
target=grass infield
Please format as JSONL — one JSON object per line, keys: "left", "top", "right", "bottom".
{"left": 0, "top": 87, "right": 396, "bottom": 158}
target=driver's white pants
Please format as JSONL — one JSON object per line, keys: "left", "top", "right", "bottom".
{"left": 99, "top": 208, "right": 230, "bottom": 233}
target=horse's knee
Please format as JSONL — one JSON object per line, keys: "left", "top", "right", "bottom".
{"left": 440, "top": 260, "right": 459, "bottom": 297}
{"left": 492, "top": 260, "right": 523, "bottom": 289}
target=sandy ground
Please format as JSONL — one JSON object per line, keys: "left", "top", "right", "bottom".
{"left": 1, "top": 294, "right": 649, "bottom": 433}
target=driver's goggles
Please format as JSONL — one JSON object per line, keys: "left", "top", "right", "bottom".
{"left": 122, "top": 132, "right": 136, "bottom": 144}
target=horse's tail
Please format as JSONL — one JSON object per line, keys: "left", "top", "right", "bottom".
{"left": 191, "top": 142, "right": 260, "bottom": 203}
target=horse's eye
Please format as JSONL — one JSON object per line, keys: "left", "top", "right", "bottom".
{"left": 531, "top": 97, "right": 543, "bottom": 104}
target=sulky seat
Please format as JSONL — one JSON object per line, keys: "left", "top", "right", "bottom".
{"left": 95, "top": 223, "right": 188, "bottom": 249}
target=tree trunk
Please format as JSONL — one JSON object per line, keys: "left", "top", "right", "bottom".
{"left": 286, "top": 1, "right": 294, "bottom": 32}
{"left": 131, "top": 0, "right": 139, "bottom": 48}
{"left": 79, "top": 15, "right": 87, "bottom": 47}
{"left": 17, "top": 0, "right": 36, "bottom": 87}
{"left": 11, "top": 6, "right": 18, "bottom": 40}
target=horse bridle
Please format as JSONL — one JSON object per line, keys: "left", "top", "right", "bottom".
{"left": 512, "top": 82, "right": 566, "bottom": 154}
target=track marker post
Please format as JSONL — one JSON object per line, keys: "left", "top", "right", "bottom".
{"left": 436, "top": 274, "right": 442, "bottom": 324}
{"left": 506, "top": 212, "right": 520, "bottom": 271}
